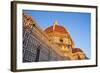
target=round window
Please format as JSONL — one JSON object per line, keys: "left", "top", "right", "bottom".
{"left": 60, "top": 39, "right": 63, "bottom": 43}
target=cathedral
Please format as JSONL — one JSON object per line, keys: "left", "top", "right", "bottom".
{"left": 23, "top": 13, "right": 87, "bottom": 62}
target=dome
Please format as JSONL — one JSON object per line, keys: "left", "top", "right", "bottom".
{"left": 44, "top": 21, "right": 74, "bottom": 47}
{"left": 44, "top": 21, "right": 68, "bottom": 34}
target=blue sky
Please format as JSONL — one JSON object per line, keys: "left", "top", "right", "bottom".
{"left": 23, "top": 10, "right": 91, "bottom": 58}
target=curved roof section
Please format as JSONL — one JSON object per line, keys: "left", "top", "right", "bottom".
{"left": 44, "top": 25, "right": 68, "bottom": 34}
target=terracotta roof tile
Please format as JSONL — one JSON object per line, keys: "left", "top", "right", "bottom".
{"left": 44, "top": 25, "right": 68, "bottom": 34}
{"left": 72, "top": 48, "right": 83, "bottom": 53}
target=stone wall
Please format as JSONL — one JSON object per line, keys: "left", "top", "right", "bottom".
{"left": 23, "top": 27, "right": 66, "bottom": 62}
